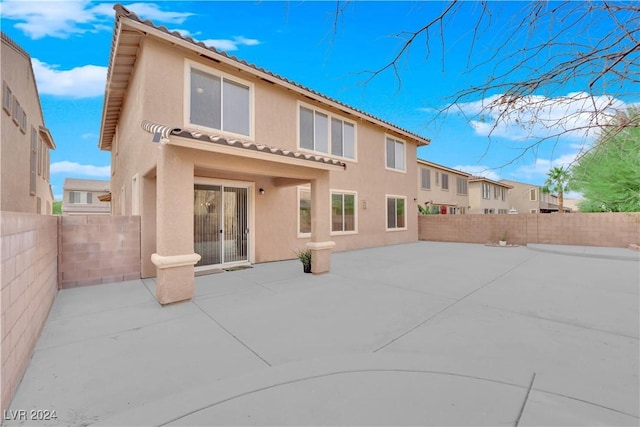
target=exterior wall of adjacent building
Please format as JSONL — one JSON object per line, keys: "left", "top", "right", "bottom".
{"left": 417, "top": 160, "right": 470, "bottom": 214}
{"left": 108, "top": 36, "right": 421, "bottom": 276}
{"left": 1, "top": 34, "right": 54, "bottom": 215}
{"left": 62, "top": 179, "right": 111, "bottom": 215}
{"left": 468, "top": 179, "right": 511, "bottom": 214}
{"left": 501, "top": 179, "right": 567, "bottom": 213}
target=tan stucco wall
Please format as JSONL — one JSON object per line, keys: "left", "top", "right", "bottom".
{"left": 109, "top": 36, "right": 421, "bottom": 270}
{"left": 468, "top": 181, "right": 511, "bottom": 214}
{"left": 417, "top": 163, "right": 469, "bottom": 211}
{"left": 1, "top": 37, "right": 53, "bottom": 214}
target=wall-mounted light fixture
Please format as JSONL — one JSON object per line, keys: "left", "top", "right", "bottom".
{"left": 259, "top": 188, "right": 265, "bottom": 195}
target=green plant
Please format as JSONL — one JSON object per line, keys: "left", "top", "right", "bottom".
{"left": 501, "top": 230, "right": 508, "bottom": 242}
{"left": 295, "top": 248, "right": 312, "bottom": 265}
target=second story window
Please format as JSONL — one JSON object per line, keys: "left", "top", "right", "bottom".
{"left": 299, "top": 105, "right": 355, "bottom": 159}
{"left": 421, "top": 168, "right": 431, "bottom": 189}
{"left": 385, "top": 136, "right": 405, "bottom": 171}
{"left": 482, "top": 183, "right": 490, "bottom": 199}
{"left": 69, "top": 191, "right": 93, "bottom": 204}
{"left": 189, "top": 65, "right": 251, "bottom": 137}
{"left": 456, "top": 177, "right": 467, "bottom": 195}
{"left": 530, "top": 188, "right": 537, "bottom": 201}
{"left": 441, "top": 173, "right": 449, "bottom": 190}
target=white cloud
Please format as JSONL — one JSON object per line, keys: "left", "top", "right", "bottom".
{"left": 457, "top": 92, "right": 627, "bottom": 142}
{"left": 200, "top": 36, "right": 261, "bottom": 52}
{"left": 50, "top": 161, "right": 110, "bottom": 177}
{"left": 453, "top": 165, "right": 501, "bottom": 181}
{"left": 32, "top": 58, "right": 107, "bottom": 98}
{"left": 514, "top": 152, "right": 580, "bottom": 180}
{"left": 0, "top": 1, "right": 193, "bottom": 39}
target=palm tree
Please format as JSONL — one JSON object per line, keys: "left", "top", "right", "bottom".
{"left": 541, "top": 166, "right": 571, "bottom": 214}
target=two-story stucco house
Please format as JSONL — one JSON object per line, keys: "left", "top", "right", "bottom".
{"left": 98, "top": 5, "right": 430, "bottom": 304}
{"left": 62, "top": 178, "right": 111, "bottom": 215}
{"left": 500, "top": 179, "right": 571, "bottom": 213}
{"left": 468, "top": 176, "right": 512, "bottom": 214}
{"left": 1, "top": 32, "right": 56, "bottom": 214}
{"left": 417, "top": 159, "right": 470, "bottom": 214}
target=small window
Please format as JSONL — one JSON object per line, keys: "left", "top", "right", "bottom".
{"left": 37, "top": 138, "right": 43, "bottom": 176}
{"left": 421, "top": 168, "right": 431, "bottom": 189}
{"left": 2, "top": 82, "right": 12, "bottom": 114}
{"left": 456, "top": 177, "right": 467, "bottom": 195}
{"left": 30, "top": 127, "right": 37, "bottom": 195}
{"left": 530, "top": 209, "right": 537, "bottom": 214}
{"left": 385, "top": 136, "right": 405, "bottom": 171}
{"left": 298, "top": 187, "right": 311, "bottom": 236}
{"left": 502, "top": 188, "right": 506, "bottom": 201}
{"left": 441, "top": 173, "right": 449, "bottom": 190}
{"left": 482, "top": 183, "right": 490, "bottom": 199}
{"left": 12, "top": 98, "right": 20, "bottom": 125}
{"left": 386, "top": 195, "right": 406, "bottom": 230}
{"left": 69, "top": 191, "right": 92, "bottom": 204}
{"left": 36, "top": 197, "right": 41, "bottom": 215}
{"left": 331, "top": 191, "right": 356, "bottom": 234}
{"left": 530, "top": 188, "right": 537, "bottom": 201}
{"left": 435, "top": 171, "right": 440, "bottom": 186}
{"left": 20, "top": 108, "right": 26, "bottom": 133}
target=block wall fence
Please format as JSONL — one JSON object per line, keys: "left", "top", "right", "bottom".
{"left": 418, "top": 212, "right": 640, "bottom": 248}
{"left": 1, "top": 213, "right": 140, "bottom": 415}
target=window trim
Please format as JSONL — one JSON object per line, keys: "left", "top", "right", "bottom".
{"left": 297, "top": 101, "right": 358, "bottom": 162}
{"left": 2, "top": 82, "right": 12, "bottom": 115}
{"left": 297, "top": 186, "right": 312, "bottom": 238}
{"left": 385, "top": 194, "right": 407, "bottom": 231}
{"left": 330, "top": 189, "right": 358, "bottom": 236}
{"left": 530, "top": 188, "right": 537, "bottom": 201}
{"left": 384, "top": 135, "right": 406, "bottom": 173}
{"left": 184, "top": 59, "right": 255, "bottom": 140}
{"left": 441, "top": 173, "right": 449, "bottom": 191}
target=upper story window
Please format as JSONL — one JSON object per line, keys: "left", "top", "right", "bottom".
{"left": 456, "top": 177, "right": 468, "bottom": 195}
{"left": 441, "top": 173, "right": 449, "bottom": 190}
{"left": 188, "top": 63, "right": 252, "bottom": 137}
{"left": 421, "top": 168, "right": 431, "bottom": 189}
{"left": 385, "top": 136, "right": 405, "bottom": 171}
{"left": 299, "top": 104, "right": 355, "bottom": 160}
{"left": 69, "top": 191, "right": 93, "bottom": 204}
{"left": 482, "top": 183, "right": 490, "bottom": 199}
{"left": 2, "top": 82, "right": 12, "bottom": 114}
{"left": 529, "top": 188, "right": 537, "bottom": 201}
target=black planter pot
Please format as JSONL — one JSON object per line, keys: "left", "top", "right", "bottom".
{"left": 303, "top": 263, "right": 311, "bottom": 273}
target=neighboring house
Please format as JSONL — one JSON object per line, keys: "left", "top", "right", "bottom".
{"left": 98, "top": 5, "right": 430, "bottom": 304}
{"left": 417, "top": 159, "right": 470, "bottom": 214}
{"left": 468, "top": 176, "right": 512, "bottom": 214}
{"left": 1, "top": 32, "right": 56, "bottom": 214}
{"left": 62, "top": 178, "right": 111, "bottom": 215}
{"left": 500, "top": 179, "right": 571, "bottom": 213}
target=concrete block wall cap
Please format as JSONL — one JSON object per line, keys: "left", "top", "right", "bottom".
{"left": 151, "top": 253, "right": 201, "bottom": 269}
{"left": 306, "top": 241, "right": 336, "bottom": 250}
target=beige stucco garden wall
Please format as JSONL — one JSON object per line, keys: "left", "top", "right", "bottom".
{"left": 0, "top": 212, "right": 58, "bottom": 414}
{"left": 418, "top": 212, "right": 640, "bottom": 248}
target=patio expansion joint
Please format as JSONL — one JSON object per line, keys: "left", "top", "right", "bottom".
{"left": 372, "top": 253, "right": 541, "bottom": 353}
{"left": 191, "top": 299, "right": 272, "bottom": 367}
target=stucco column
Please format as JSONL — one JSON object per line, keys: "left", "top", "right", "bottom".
{"left": 307, "top": 172, "right": 334, "bottom": 274}
{"left": 151, "top": 145, "right": 200, "bottom": 304}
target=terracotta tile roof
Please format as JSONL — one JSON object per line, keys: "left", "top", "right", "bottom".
{"left": 141, "top": 120, "right": 347, "bottom": 169}
{"left": 99, "top": 4, "right": 430, "bottom": 151}
{"left": 469, "top": 175, "right": 513, "bottom": 188}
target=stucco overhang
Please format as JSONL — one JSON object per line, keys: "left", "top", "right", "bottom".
{"left": 38, "top": 126, "right": 56, "bottom": 149}
{"left": 141, "top": 120, "right": 346, "bottom": 171}
{"left": 98, "top": 4, "right": 431, "bottom": 151}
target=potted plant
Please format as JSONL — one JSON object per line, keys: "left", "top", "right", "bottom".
{"left": 296, "top": 248, "right": 312, "bottom": 273}
{"left": 499, "top": 230, "right": 508, "bottom": 246}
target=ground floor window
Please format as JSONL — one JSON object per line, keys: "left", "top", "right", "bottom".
{"left": 298, "top": 187, "right": 311, "bottom": 236}
{"left": 331, "top": 191, "right": 356, "bottom": 234}
{"left": 386, "top": 195, "right": 406, "bottom": 230}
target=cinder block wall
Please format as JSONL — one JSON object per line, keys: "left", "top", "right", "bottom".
{"left": 419, "top": 213, "right": 640, "bottom": 247}
{"left": 59, "top": 216, "right": 140, "bottom": 288}
{"left": 1, "top": 212, "right": 58, "bottom": 413}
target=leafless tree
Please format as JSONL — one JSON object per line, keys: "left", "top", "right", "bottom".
{"left": 336, "top": 1, "right": 640, "bottom": 163}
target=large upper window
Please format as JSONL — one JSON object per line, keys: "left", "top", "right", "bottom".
{"left": 2, "top": 82, "right": 12, "bottom": 114}
{"left": 386, "top": 195, "right": 406, "bottom": 230}
{"left": 299, "top": 105, "right": 355, "bottom": 159}
{"left": 69, "top": 191, "right": 93, "bottom": 204}
{"left": 331, "top": 191, "right": 356, "bottom": 234}
{"left": 482, "top": 183, "right": 490, "bottom": 199}
{"left": 385, "top": 136, "right": 405, "bottom": 171}
{"left": 456, "top": 177, "right": 468, "bottom": 195}
{"left": 421, "top": 168, "right": 431, "bottom": 189}
{"left": 441, "top": 173, "right": 449, "bottom": 190}
{"left": 189, "top": 66, "right": 251, "bottom": 137}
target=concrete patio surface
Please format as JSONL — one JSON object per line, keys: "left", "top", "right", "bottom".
{"left": 4, "top": 242, "right": 639, "bottom": 426}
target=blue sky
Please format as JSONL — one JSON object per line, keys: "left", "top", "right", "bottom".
{"left": 1, "top": 1, "right": 636, "bottom": 200}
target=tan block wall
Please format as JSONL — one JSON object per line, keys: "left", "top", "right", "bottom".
{"left": 418, "top": 213, "right": 640, "bottom": 247}
{"left": 1, "top": 212, "right": 58, "bottom": 414}
{"left": 59, "top": 216, "right": 141, "bottom": 288}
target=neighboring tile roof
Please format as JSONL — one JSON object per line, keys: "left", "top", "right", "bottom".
{"left": 469, "top": 176, "right": 513, "bottom": 188}
{"left": 141, "top": 120, "right": 347, "bottom": 169}
{"left": 417, "top": 158, "right": 471, "bottom": 176}
{"left": 63, "top": 178, "right": 111, "bottom": 192}
{"left": 100, "top": 4, "right": 430, "bottom": 150}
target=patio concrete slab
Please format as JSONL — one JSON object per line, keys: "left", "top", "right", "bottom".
{"left": 4, "top": 242, "right": 639, "bottom": 426}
